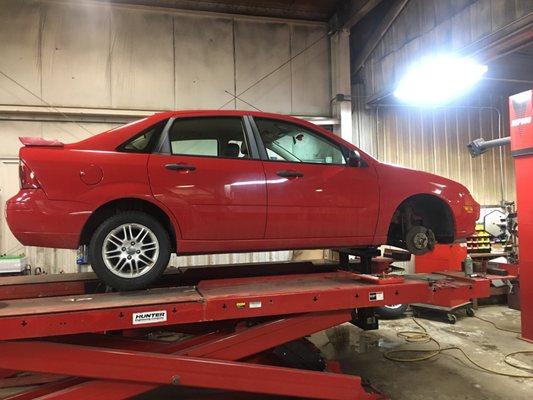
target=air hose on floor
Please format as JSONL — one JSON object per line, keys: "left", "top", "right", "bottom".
{"left": 383, "top": 318, "right": 533, "bottom": 378}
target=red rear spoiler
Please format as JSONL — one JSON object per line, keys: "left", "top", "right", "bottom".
{"left": 19, "top": 137, "right": 64, "bottom": 147}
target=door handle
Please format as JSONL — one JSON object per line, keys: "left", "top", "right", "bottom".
{"left": 165, "top": 163, "right": 196, "bottom": 171}
{"left": 276, "top": 170, "right": 303, "bottom": 178}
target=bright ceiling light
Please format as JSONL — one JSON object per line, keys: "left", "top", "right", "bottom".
{"left": 394, "top": 55, "right": 488, "bottom": 105}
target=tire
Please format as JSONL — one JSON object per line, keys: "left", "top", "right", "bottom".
{"left": 89, "top": 211, "right": 171, "bottom": 291}
{"left": 405, "top": 225, "right": 436, "bottom": 255}
{"left": 376, "top": 304, "right": 409, "bottom": 318}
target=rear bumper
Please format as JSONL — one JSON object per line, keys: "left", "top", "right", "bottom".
{"left": 5, "top": 189, "right": 91, "bottom": 249}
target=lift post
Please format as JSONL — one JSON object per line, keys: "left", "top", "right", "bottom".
{"left": 509, "top": 89, "right": 533, "bottom": 342}
{"left": 0, "top": 261, "right": 490, "bottom": 399}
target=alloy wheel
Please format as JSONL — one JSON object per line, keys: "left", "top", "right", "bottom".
{"left": 102, "top": 223, "right": 160, "bottom": 278}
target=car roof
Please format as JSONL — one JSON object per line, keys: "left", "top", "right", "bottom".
{"left": 160, "top": 109, "right": 315, "bottom": 125}
{"left": 69, "top": 110, "right": 358, "bottom": 153}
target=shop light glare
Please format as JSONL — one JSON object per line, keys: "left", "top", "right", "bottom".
{"left": 394, "top": 55, "right": 488, "bottom": 105}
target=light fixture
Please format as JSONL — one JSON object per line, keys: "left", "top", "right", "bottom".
{"left": 394, "top": 55, "right": 488, "bottom": 106}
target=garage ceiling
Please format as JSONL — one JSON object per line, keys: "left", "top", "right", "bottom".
{"left": 481, "top": 41, "right": 533, "bottom": 96}
{"left": 91, "top": 0, "right": 342, "bottom": 21}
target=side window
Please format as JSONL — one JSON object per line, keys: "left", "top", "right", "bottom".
{"left": 169, "top": 117, "right": 249, "bottom": 159}
{"left": 254, "top": 118, "right": 346, "bottom": 165}
{"left": 172, "top": 139, "right": 218, "bottom": 156}
{"left": 118, "top": 119, "right": 167, "bottom": 153}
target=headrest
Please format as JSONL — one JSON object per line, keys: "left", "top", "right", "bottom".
{"left": 240, "top": 142, "right": 248, "bottom": 155}
{"left": 224, "top": 143, "right": 240, "bottom": 158}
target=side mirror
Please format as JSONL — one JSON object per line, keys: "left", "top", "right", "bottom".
{"left": 347, "top": 150, "right": 362, "bottom": 167}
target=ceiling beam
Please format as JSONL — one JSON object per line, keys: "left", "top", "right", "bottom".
{"left": 87, "top": 0, "right": 335, "bottom": 22}
{"left": 350, "top": 0, "right": 410, "bottom": 76}
{"left": 334, "top": 0, "right": 383, "bottom": 30}
{"left": 468, "top": 16, "right": 533, "bottom": 63}
{"left": 486, "top": 58, "right": 533, "bottom": 82}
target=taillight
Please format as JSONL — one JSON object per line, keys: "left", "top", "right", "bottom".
{"left": 19, "top": 160, "right": 41, "bottom": 189}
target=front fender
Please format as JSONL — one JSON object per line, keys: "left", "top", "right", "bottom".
{"left": 373, "top": 163, "right": 476, "bottom": 242}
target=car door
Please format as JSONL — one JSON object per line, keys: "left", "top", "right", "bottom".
{"left": 148, "top": 116, "right": 267, "bottom": 241}
{"left": 251, "top": 116, "right": 379, "bottom": 240}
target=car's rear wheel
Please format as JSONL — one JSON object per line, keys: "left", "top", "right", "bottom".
{"left": 89, "top": 211, "right": 171, "bottom": 290}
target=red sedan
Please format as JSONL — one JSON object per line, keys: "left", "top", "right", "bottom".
{"left": 6, "top": 110, "right": 479, "bottom": 290}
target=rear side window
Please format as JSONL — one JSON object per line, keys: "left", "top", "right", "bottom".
{"left": 169, "top": 117, "right": 249, "bottom": 159}
{"left": 172, "top": 139, "right": 218, "bottom": 156}
{"left": 118, "top": 120, "right": 167, "bottom": 153}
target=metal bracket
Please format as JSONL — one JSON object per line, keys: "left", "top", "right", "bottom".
{"left": 351, "top": 308, "right": 379, "bottom": 331}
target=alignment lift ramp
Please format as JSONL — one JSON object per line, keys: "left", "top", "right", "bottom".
{"left": 0, "top": 253, "right": 490, "bottom": 400}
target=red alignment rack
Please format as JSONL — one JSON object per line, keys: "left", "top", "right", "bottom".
{"left": 0, "top": 261, "right": 490, "bottom": 399}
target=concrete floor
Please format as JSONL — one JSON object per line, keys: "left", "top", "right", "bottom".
{"left": 316, "top": 305, "right": 532, "bottom": 400}
{"left": 1, "top": 305, "right": 531, "bottom": 399}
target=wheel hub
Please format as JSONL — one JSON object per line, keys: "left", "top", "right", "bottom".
{"left": 124, "top": 243, "right": 141, "bottom": 255}
{"left": 413, "top": 232, "right": 429, "bottom": 249}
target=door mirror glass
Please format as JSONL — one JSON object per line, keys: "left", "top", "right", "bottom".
{"left": 347, "top": 150, "right": 362, "bottom": 167}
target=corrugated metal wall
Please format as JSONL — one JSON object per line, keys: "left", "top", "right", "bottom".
{"left": 0, "top": 0, "right": 333, "bottom": 273}
{"left": 360, "top": 0, "right": 532, "bottom": 99}
{"left": 371, "top": 96, "right": 514, "bottom": 206}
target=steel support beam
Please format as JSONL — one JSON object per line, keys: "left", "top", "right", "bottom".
{"left": 0, "top": 369, "right": 16, "bottom": 379}
{"left": 12, "top": 311, "right": 353, "bottom": 399}
{"left": 330, "top": 30, "right": 353, "bottom": 142}
{"left": 0, "top": 105, "right": 337, "bottom": 126}
{"left": 3, "top": 378, "right": 86, "bottom": 400}
{"left": 0, "top": 374, "right": 66, "bottom": 389}
{"left": 0, "top": 340, "right": 364, "bottom": 400}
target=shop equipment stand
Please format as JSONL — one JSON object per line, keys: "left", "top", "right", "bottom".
{"left": 410, "top": 301, "right": 474, "bottom": 324}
